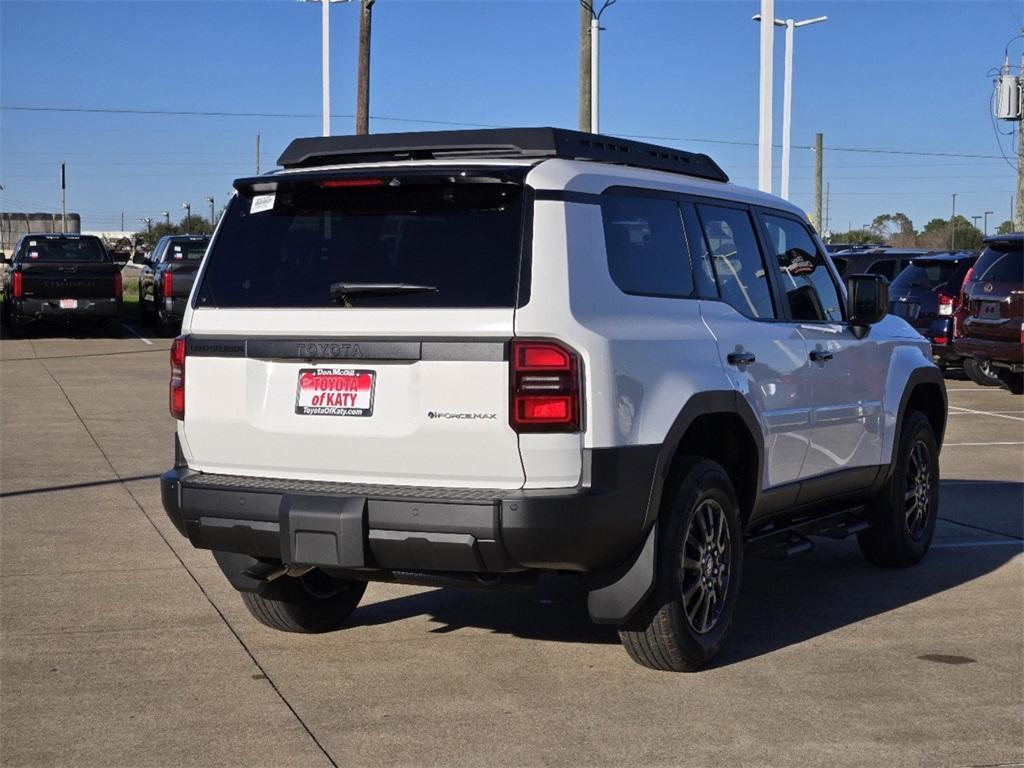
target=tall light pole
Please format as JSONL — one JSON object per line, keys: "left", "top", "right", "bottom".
{"left": 753, "top": 11, "right": 827, "bottom": 200}
{"left": 950, "top": 193, "right": 957, "bottom": 250}
{"left": 983, "top": 210, "right": 994, "bottom": 236}
{"left": 302, "top": 0, "right": 351, "bottom": 137}
{"left": 971, "top": 215, "right": 982, "bottom": 234}
{"left": 581, "top": 0, "right": 616, "bottom": 134}
{"left": 139, "top": 217, "right": 152, "bottom": 234}
{"left": 756, "top": 0, "right": 774, "bottom": 193}
{"left": 205, "top": 196, "right": 215, "bottom": 227}
{"left": 162, "top": 211, "right": 170, "bottom": 227}
{"left": 182, "top": 202, "right": 191, "bottom": 234}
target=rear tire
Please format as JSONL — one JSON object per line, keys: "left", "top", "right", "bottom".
{"left": 618, "top": 457, "right": 744, "bottom": 672}
{"left": 106, "top": 317, "right": 123, "bottom": 338}
{"left": 996, "top": 369, "right": 1024, "bottom": 395}
{"left": 963, "top": 357, "right": 1001, "bottom": 387}
{"left": 241, "top": 570, "right": 366, "bottom": 633}
{"left": 857, "top": 410, "right": 939, "bottom": 567}
{"left": 155, "top": 309, "right": 177, "bottom": 338}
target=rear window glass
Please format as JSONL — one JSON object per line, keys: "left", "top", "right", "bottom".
{"left": 196, "top": 180, "right": 523, "bottom": 308}
{"left": 19, "top": 237, "right": 107, "bottom": 262}
{"left": 600, "top": 195, "right": 693, "bottom": 298}
{"left": 891, "top": 261, "right": 960, "bottom": 290}
{"left": 164, "top": 240, "right": 209, "bottom": 262}
{"left": 973, "top": 245, "right": 1023, "bottom": 284}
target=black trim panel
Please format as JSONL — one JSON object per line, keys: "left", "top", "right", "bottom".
{"left": 533, "top": 189, "right": 602, "bottom": 205}
{"left": 186, "top": 336, "right": 509, "bottom": 362}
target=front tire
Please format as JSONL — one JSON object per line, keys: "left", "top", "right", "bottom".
{"left": 963, "top": 357, "right": 1001, "bottom": 387}
{"left": 241, "top": 570, "right": 366, "bottom": 633}
{"left": 858, "top": 410, "right": 939, "bottom": 567}
{"left": 618, "top": 457, "right": 744, "bottom": 672}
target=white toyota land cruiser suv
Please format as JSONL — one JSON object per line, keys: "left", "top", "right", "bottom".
{"left": 161, "top": 128, "right": 946, "bottom": 671}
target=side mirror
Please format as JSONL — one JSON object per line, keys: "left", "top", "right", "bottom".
{"left": 847, "top": 273, "right": 889, "bottom": 337}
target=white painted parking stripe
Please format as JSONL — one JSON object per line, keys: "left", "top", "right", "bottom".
{"left": 943, "top": 441, "right": 1024, "bottom": 446}
{"left": 124, "top": 325, "right": 153, "bottom": 346}
{"left": 931, "top": 540, "right": 1023, "bottom": 550}
{"left": 948, "top": 405, "right": 1024, "bottom": 422}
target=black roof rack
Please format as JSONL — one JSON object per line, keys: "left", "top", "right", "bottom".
{"left": 277, "top": 127, "right": 729, "bottom": 183}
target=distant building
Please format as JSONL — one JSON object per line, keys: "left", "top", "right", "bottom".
{"left": 1, "top": 212, "right": 82, "bottom": 255}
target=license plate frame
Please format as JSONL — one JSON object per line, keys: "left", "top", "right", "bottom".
{"left": 294, "top": 367, "right": 375, "bottom": 417}
{"left": 978, "top": 301, "right": 1001, "bottom": 320}
{"left": 59, "top": 299, "right": 78, "bottom": 310}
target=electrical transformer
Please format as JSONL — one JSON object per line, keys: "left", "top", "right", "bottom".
{"left": 996, "top": 72, "right": 1022, "bottom": 120}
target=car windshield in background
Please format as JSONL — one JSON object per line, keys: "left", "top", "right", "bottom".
{"left": 166, "top": 241, "right": 208, "bottom": 261}
{"left": 973, "top": 244, "right": 1023, "bottom": 284}
{"left": 891, "top": 261, "right": 959, "bottom": 290}
{"left": 196, "top": 180, "right": 524, "bottom": 309}
{"left": 20, "top": 237, "right": 106, "bottom": 262}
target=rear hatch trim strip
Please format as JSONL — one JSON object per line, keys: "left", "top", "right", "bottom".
{"left": 187, "top": 336, "right": 509, "bottom": 362}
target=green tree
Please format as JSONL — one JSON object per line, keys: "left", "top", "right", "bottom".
{"left": 996, "top": 220, "right": 1015, "bottom": 235}
{"left": 135, "top": 215, "right": 214, "bottom": 248}
{"left": 826, "top": 228, "right": 877, "bottom": 246}
{"left": 869, "top": 212, "right": 916, "bottom": 247}
{"left": 918, "top": 216, "right": 983, "bottom": 251}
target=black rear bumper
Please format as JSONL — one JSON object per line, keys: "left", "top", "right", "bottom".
{"left": 12, "top": 297, "right": 120, "bottom": 321}
{"left": 161, "top": 445, "right": 657, "bottom": 575}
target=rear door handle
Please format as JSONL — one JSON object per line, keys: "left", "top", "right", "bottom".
{"left": 727, "top": 352, "right": 756, "bottom": 366}
{"left": 809, "top": 350, "right": 834, "bottom": 363}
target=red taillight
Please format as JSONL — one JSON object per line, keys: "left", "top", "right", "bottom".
{"left": 959, "top": 266, "right": 975, "bottom": 302}
{"left": 938, "top": 292, "right": 954, "bottom": 316}
{"left": 114, "top": 271, "right": 122, "bottom": 299}
{"left": 162, "top": 271, "right": 173, "bottom": 297}
{"left": 12, "top": 271, "right": 22, "bottom": 299}
{"left": 933, "top": 336, "right": 948, "bottom": 345}
{"left": 319, "top": 178, "right": 386, "bottom": 188}
{"left": 169, "top": 335, "right": 187, "bottom": 420}
{"left": 510, "top": 340, "right": 581, "bottom": 433}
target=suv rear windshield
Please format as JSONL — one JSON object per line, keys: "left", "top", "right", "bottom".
{"left": 891, "top": 260, "right": 960, "bottom": 290}
{"left": 19, "top": 237, "right": 107, "bottom": 262}
{"left": 164, "top": 240, "right": 209, "bottom": 262}
{"left": 196, "top": 178, "right": 524, "bottom": 308}
{"left": 972, "top": 244, "right": 1023, "bottom": 284}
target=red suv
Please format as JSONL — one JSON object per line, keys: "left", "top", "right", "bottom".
{"left": 954, "top": 234, "right": 1023, "bottom": 393}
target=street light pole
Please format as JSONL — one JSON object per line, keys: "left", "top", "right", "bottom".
{"left": 753, "top": 12, "right": 827, "bottom": 200}
{"left": 182, "top": 202, "right": 191, "bottom": 234}
{"left": 162, "top": 211, "right": 170, "bottom": 227}
{"left": 139, "top": 217, "right": 152, "bottom": 234}
{"left": 205, "top": 196, "right": 215, "bottom": 227}
{"left": 757, "top": 0, "right": 774, "bottom": 193}
{"left": 950, "top": 193, "right": 957, "bottom": 250}
{"left": 301, "top": 0, "right": 350, "bottom": 137}
{"left": 983, "top": 210, "right": 994, "bottom": 236}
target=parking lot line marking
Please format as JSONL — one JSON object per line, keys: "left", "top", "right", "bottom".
{"left": 931, "top": 540, "right": 1024, "bottom": 549}
{"left": 124, "top": 325, "right": 153, "bottom": 345}
{"left": 948, "top": 405, "right": 1024, "bottom": 422}
{"left": 943, "top": 441, "right": 1024, "bottom": 446}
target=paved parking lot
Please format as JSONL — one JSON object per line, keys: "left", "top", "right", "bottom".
{"left": 1, "top": 330, "right": 1022, "bottom": 768}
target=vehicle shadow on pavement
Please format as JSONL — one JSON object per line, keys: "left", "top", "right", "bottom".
{"left": 348, "top": 480, "right": 1022, "bottom": 659}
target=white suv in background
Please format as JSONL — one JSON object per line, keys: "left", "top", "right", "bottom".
{"left": 161, "top": 128, "right": 946, "bottom": 671}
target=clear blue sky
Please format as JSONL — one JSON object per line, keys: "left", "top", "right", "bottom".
{"left": 1, "top": 0, "right": 1020, "bottom": 235}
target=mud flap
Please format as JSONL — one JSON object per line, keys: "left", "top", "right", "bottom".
{"left": 279, "top": 496, "right": 368, "bottom": 568}
{"left": 586, "top": 524, "right": 656, "bottom": 625}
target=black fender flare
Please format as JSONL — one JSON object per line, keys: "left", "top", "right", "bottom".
{"left": 883, "top": 366, "right": 947, "bottom": 484}
{"left": 588, "top": 390, "right": 764, "bottom": 625}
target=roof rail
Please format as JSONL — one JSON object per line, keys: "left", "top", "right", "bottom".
{"left": 276, "top": 127, "right": 729, "bottom": 183}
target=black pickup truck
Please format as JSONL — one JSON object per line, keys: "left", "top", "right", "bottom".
{"left": 137, "top": 235, "right": 209, "bottom": 336}
{"left": 2, "top": 234, "right": 123, "bottom": 337}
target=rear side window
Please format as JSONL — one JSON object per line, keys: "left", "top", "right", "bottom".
{"left": 831, "top": 256, "right": 848, "bottom": 277}
{"left": 891, "top": 261, "right": 959, "bottom": 290}
{"left": 19, "top": 237, "right": 107, "bottom": 262}
{"left": 695, "top": 204, "right": 776, "bottom": 319}
{"left": 973, "top": 245, "right": 1023, "bottom": 284}
{"left": 867, "top": 260, "right": 898, "bottom": 280}
{"left": 761, "top": 214, "right": 843, "bottom": 322}
{"left": 600, "top": 195, "right": 693, "bottom": 298}
{"left": 196, "top": 180, "right": 524, "bottom": 308}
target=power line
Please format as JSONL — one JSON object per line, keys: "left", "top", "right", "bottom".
{"left": 0, "top": 104, "right": 1006, "bottom": 160}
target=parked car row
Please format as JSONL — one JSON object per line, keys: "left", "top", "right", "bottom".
{"left": 0, "top": 232, "right": 211, "bottom": 338}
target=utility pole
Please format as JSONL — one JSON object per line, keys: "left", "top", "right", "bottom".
{"left": 1018, "top": 120, "right": 1024, "bottom": 230}
{"left": 256, "top": 133, "right": 261, "bottom": 175}
{"left": 182, "top": 202, "right": 191, "bottom": 234}
{"left": 356, "top": 0, "right": 374, "bottom": 135}
{"left": 60, "top": 162, "right": 67, "bottom": 233}
{"left": 825, "top": 182, "right": 831, "bottom": 233}
{"left": 950, "top": 193, "right": 957, "bottom": 250}
{"left": 578, "top": 2, "right": 591, "bottom": 132}
{"left": 813, "top": 132, "right": 823, "bottom": 231}
{"left": 757, "top": 0, "right": 774, "bottom": 193}
{"left": 581, "top": 1, "right": 615, "bottom": 134}
{"left": 121, "top": 212, "right": 125, "bottom": 231}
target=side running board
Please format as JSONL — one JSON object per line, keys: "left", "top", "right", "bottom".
{"left": 746, "top": 507, "right": 870, "bottom": 560}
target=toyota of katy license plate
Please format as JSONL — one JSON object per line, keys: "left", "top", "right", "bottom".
{"left": 295, "top": 368, "right": 375, "bottom": 417}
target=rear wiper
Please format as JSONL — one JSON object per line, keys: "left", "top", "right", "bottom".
{"left": 330, "top": 282, "right": 438, "bottom": 305}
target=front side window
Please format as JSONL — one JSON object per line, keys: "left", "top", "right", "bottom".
{"left": 762, "top": 214, "right": 843, "bottom": 322}
{"left": 696, "top": 204, "right": 776, "bottom": 319}
{"left": 600, "top": 195, "right": 693, "bottom": 298}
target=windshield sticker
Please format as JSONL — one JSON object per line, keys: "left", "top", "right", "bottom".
{"left": 28, "top": 251, "right": 39, "bottom": 259}
{"left": 28, "top": 240, "right": 36, "bottom": 247}
{"left": 250, "top": 193, "right": 276, "bottom": 214}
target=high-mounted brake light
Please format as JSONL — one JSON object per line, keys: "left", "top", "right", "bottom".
{"left": 169, "top": 335, "right": 187, "bottom": 420}
{"left": 937, "top": 292, "right": 954, "bottom": 316}
{"left": 319, "top": 178, "right": 386, "bottom": 189}
{"left": 162, "top": 271, "right": 173, "bottom": 298}
{"left": 12, "top": 271, "right": 22, "bottom": 299}
{"left": 510, "top": 340, "right": 581, "bottom": 433}
{"left": 114, "top": 271, "right": 123, "bottom": 299}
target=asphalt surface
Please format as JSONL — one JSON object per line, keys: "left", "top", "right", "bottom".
{"left": 1, "top": 327, "right": 1022, "bottom": 768}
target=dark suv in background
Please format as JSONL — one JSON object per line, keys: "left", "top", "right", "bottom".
{"left": 954, "top": 234, "right": 1023, "bottom": 394}
{"left": 831, "top": 248, "right": 925, "bottom": 281}
{"left": 888, "top": 251, "right": 977, "bottom": 369}
{"left": 138, "top": 235, "right": 210, "bottom": 336}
